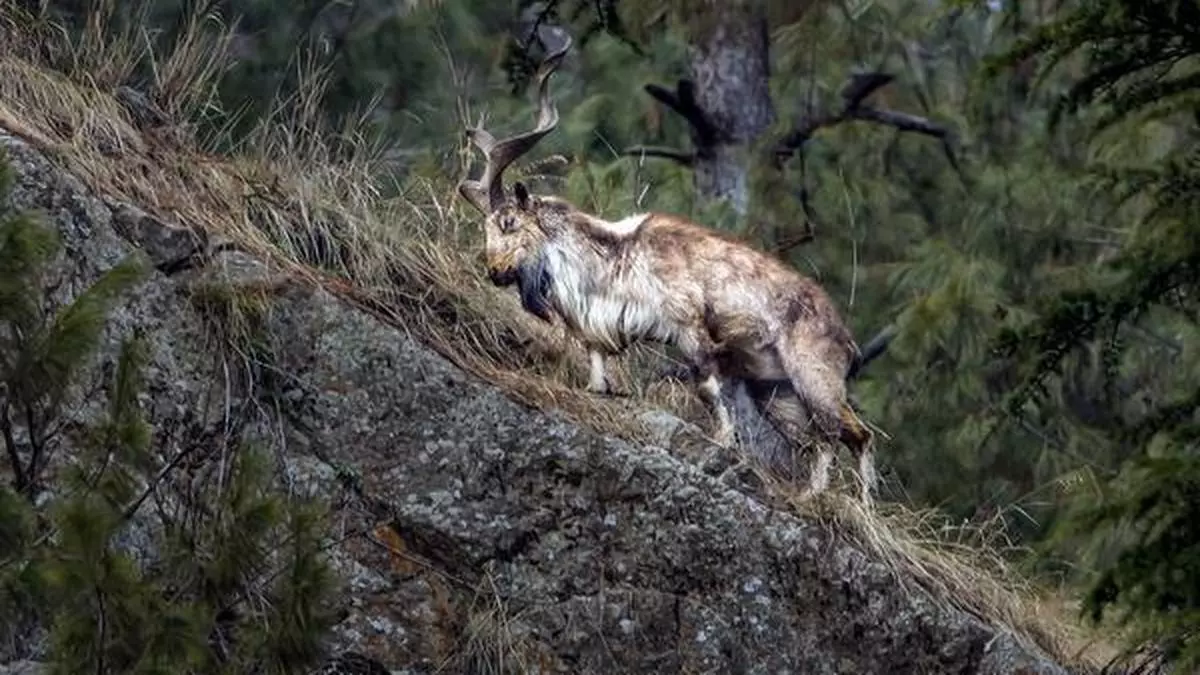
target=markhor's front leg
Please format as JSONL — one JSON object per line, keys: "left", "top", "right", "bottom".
{"left": 681, "top": 333, "right": 735, "bottom": 448}
{"left": 696, "top": 372, "right": 736, "bottom": 447}
{"left": 586, "top": 350, "right": 610, "bottom": 394}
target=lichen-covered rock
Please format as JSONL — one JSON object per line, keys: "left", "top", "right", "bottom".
{"left": 106, "top": 199, "right": 208, "bottom": 273}
{"left": 0, "top": 130, "right": 1079, "bottom": 674}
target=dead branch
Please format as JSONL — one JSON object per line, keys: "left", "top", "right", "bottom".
{"left": 0, "top": 393, "right": 26, "bottom": 494}
{"left": 519, "top": 0, "right": 564, "bottom": 50}
{"left": 620, "top": 80, "right": 721, "bottom": 163}
{"left": 626, "top": 69, "right": 961, "bottom": 186}
{"left": 847, "top": 323, "right": 898, "bottom": 381}
{"left": 775, "top": 71, "right": 961, "bottom": 176}
{"left": 643, "top": 81, "right": 720, "bottom": 145}
{"left": 771, "top": 228, "right": 815, "bottom": 254}
{"left": 840, "top": 72, "right": 896, "bottom": 110}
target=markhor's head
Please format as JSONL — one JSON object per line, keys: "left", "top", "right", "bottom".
{"left": 456, "top": 24, "right": 572, "bottom": 321}
{"left": 486, "top": 182, "right": 556, "bottom": 321}
{"left": 480, "top": 182, "right": 550, "bottom": 288}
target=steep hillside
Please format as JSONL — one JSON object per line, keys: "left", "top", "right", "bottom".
{"left": 0, "top": 9, "right": 1113, "bottom": 674}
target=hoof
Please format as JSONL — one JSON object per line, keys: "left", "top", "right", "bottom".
{"left": 712, "top": 427, "right": 736, "bottom": 449}
{"left": 585, "top": 378, "right": 611, "bottom": 395}
{"left": 859, "top": 488, "right": 875, "bottom": 509}
{"left": 586, "top": 381, "right": 630, "bottom": 398}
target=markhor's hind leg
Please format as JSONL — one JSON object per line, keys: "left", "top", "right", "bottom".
{"left": 744, "top": 379, "right": 821, "bottom": 488}
{"left": 695, "top": 366, "right": 735, "bottom": 448}
{"left": 779, "top": 344, "right": 875, "bottom": 504}
{"left": 585, "top": 350, "right": 611, "bottom": 394}
{"left": 839, "top": 401, "right": 876, "bottom": 506}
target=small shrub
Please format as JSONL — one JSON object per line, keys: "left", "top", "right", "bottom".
{"left": 0, "top": 149, "right": 339, "bottom": 673}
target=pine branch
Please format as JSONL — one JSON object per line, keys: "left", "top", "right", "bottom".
{"left": 120, "top": 440, "right": 202, "bottom": 522}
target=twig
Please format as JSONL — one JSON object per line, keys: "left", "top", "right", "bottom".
{"left": 771, "top": 229, "right": 815, "bottom": 254}
{"left": 120, "top": 439, "right": 203, "bottom": 522}
{"left": 0, "top": 397, "right": 27, "bottom": 493}
{"left": 94, "top": 586, "right": 107, "bottom": 675}
{"left": 623, "top": 144, "right": 694, "bottom": 166}
{"left": 22, "top": 401, "right": 43, "bottom": 495}
{"left": 519, "top": 0, "right": 563, "bottom": 51}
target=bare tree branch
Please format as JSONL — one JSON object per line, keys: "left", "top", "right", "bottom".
{"left": 847, "top": 323, "right": 898, "bottom": 381}
{"left": 767, "top": 185, "right": 817, "bottom": 254}
{"left": 0, "top": 395, "right": 26, "bottom": 494}
{"left": 852, "top": 106, "right": 946, "bottom": 136}
{"left": 771, "top": 227, "right": 815, "bottom": 254}
{"left": 630, "top": 69, "right": 959, "bottom": 178}
{"left": 519, "top": 0, "right": 563, "bottom": 50}
{"left": 775, "top": 71, "right": 961, "bottom": 176}
{"left": 840, "top": 72, "right": 896, "bottom": 110}
{"left": 635, "top": 80, "right": 720, "bottom": 152}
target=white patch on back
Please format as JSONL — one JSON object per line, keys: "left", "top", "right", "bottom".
{"left": 594, "top": 213, "right": 648, "bottom": 238}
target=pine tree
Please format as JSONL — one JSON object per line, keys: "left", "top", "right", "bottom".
{"left": 0, "top": 146, "right": 147, "bottom": 497}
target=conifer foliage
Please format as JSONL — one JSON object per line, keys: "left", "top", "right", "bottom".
{"left": 0, "top": 151, "right": 146, "bottom": 497}
{"left": 983, "top": 0, "right": 1200, "bottom": 670}
{"left": 0, "top": 149, "right": 338, "bottom": 673}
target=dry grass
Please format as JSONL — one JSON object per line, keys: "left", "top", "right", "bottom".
{"left": 437, "top": 571, "right": 551, "bottom": 675}
{"left": 0, "top": 2, "right": 1119, "bottom": 671}
{"left": 792, "top": 487, "right": 1120, "bottom": 672}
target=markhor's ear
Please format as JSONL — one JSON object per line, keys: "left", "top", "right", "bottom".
{"left": 514, "top": 181, "right": 531, "bottom": 211}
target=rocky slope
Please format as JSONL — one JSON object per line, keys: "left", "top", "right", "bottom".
{"left": 0, "top": 128, "right": 1085, "bottom": 674}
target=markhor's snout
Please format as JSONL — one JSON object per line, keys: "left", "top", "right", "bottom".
{"left": 489, "top": 267, "right": 519, "bottom": 287}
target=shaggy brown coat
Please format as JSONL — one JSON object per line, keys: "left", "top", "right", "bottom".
{"left": 479, "top": 183, "right": 877, "bottom": 504}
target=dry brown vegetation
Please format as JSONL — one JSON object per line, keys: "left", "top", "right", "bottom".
{"left": 0, "top": 1, "right": 1118, "bottom": 671}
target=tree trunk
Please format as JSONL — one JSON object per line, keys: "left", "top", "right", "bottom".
{"left": 685, "top": 1, "right": 775, "bottom": 215}
{"left": 672, "top": 3, "right": 791, "bottom": 459}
